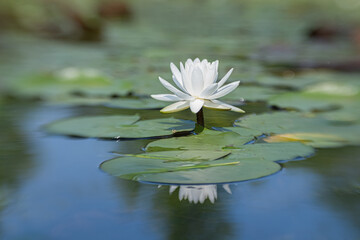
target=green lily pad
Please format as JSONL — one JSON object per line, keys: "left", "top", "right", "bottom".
{"left": 104, "top": 98, "right": 167, "bottom": 109}
{"left": 268, "top": 92, "right": 342, "bottom": 111}
{"left": 224, "top": 86, "right": 285, "bottom": 102}
{"left": 236, "top": 112, "right": 360, "bottom": 147}
{"left": 318, "top": 102, "right": 360, "bottom": 123}
{"left": 268, "top": 80, "right": 360, "bottom": 111}
{"left": 11, "top": 69, "right": 133, "bottom": 99}
{"left": 252, "top": 71, "right": 333, "bottom": 89}
{"left": 128, "top": 158, "right": 281, "bottom": 184}
{"left": 48, "top": 96, "right": 167, "bottom": 109}
{"left": 263, "top": 133, "right": 350, "bottom": 148}
{"left": 100, "top": 152, "right": 281, "bottom": 184}
{"left": 227, "top": 142, "right": 315, "bottom": 162}
{"left": 146, "top": 129, "right": 258, "bottom": 151}
{"left": 45, "top": 116, "right": 194, "bottom": 139}
{"left": 223, "top": 126, "right": 264, "bottom": 137}
{"left": 101, "top": 141, "right": 313, "bottom": 184}
{"left": 47, "top": 96, "right": 110, "bottom": 106}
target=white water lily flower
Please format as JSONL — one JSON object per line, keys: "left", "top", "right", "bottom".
{"left": 151, "top": 58, "right": 245, "bottom": 114}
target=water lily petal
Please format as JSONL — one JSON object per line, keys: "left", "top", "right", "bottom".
{"left": 160, "top": 101, "right": 190, "bottom": 113}
{"left": 151, "top": 94, "right": 182, "bottom": 102}
{"left": 172, "top": 75, "right": 187, "bottom": 93}
{"left": 170, "top": 63, "right": 182, "bottom": 83}
{"left": 191, "top": 66, "right": 204, "bottom": 96}
{"left": 213, "top": 60, "right": 219, "bottom": 70}
{"left": 217, "top": 68, "right": 234, "bottom": 87}
{"left": 181, "top": 62, "right": 194, "bottom": 95}
{"left": 203, "top": 100, "right": 231, "bottom": 110}
{"left": 211, "top": 99, "right": 245, "bottom": 113}
{"left": 185, "top": 59, "right": 193, "bottom": 68}
{"left": 170, "top": 63, "right": 186, "bottom": 91}
{"left": 200, "top": 83, "right": 219, "bottom": 98}
{"left": 201, "top": 59, "right": 208, "bottom": 65}
{"left": 190, "top": 99, "right": 204, "bottom": 113}
{"left": 209, "top": 81, "right": 239, "bottom": 99}
{"left": 203, "top": 64, "right": 217, "bottom": 87}
{"left": 159, "top": 77, "right": 192, "bottom": 100}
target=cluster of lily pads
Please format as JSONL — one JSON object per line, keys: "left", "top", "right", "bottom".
{"left": 44, "top": 101, "right": 360, "bottom": 184}
{"left": 1, "top": 48, "right": 359, "bottom": 185}
{"left": 0, "top": 42, "right": 358, "bottom": 184}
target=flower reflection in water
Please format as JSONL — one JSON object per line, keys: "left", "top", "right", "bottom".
{"left": 160, "top": 184, "right": 232, "bottom": 204}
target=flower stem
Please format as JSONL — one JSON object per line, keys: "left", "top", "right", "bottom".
{"left": 196, "top": 108, "right": 204, "bottom": 127}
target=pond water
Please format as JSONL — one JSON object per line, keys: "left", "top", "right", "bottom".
{"left": 1, "top": 102, "right": 359, "bottom": 240}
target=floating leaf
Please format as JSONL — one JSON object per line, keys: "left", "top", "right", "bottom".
{"left": 252, "top": 71, "right": 336, "bottom": 89}
{"left": 130, "top": 158, "right": 281, "bottom": 184}
{"left": 236, "top": 112, "right": 360, "bottom": 147}
{"left": 318, "top": 102, "right": 360, "bottom": 123}
{"left": 11, "top": 69, "right": 133, "bottom": 99}
{"left": 264, "top": 133, "right": 348, "bottom": 148}
{"left": 102, "top": 141, "right": 313, "bottom": 184}
{"left": 104, "top": 98, "right": 167, "bottom": 109}
{"left": 146, "top": 129, "right": 258, "bottom": 151}
{"left": 224, "top": 86, "right": 285, "bottom": 102}
{"left": 225, "top": 142, "right": 315, "bottom": 162}
{"left": 269, "top": 81, "right": 360, "bottom": 111}
{"left": 48, "top": 96, "right": 167, "bottom": 109}
{"left": 45, "top": 116, "right": 194, "bottom": 139}
{"left": 223, "top": 126, "right": 263, "bottom": 137}
{"left": 101, "top": 152, "right": 281, "bottom": 184}
{"left": 269, "top": 92, "right": 342, "bottom": 111}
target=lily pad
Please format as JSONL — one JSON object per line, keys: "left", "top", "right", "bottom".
{"left": 236, "top": 112, "right": 360, "bottom": 147}
{"left": 226, "top": 142, "right": 315, "bottom": 162}
{"left": 268, "top": 92, "right": 342, "bottom": 111}
{"left": 146, "top": 129, "right": 258, "bottom": 151}
{"left": 127, "top": 158, "right": 281, "bottom": 184}
{"left": 269, "top": 81, "right": 360, "bottom": 111}
{"left": 45, "top": 116, "right": 195, "bottom": 139}
{"left": 263, "top": 133, "right": 349, "bottom": 148}
{"left": 224, "top": 85, "right": 285, "bottom": 102}
{"left": 48, "top": 96, "right": 167, "bottom": 109}
{"left": 11, "top": 69, "right": 133, "bottom": 99}
{"left": 101, "top": 141, "right": 312, "bottom": 184}
{"left": 101, "top": 152, "right": 281, "bottom": 184}
{"left": 252, "top": 71, "right": 335, "bottom": 89}
{"left": 104, "top": 98, "right": 167, "bottom": 109}
{"left": 318, "top": 102, "right": 360, "bottom": 123}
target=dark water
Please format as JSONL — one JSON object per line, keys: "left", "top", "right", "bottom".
{"left": 0, "top": 102, "right": 359, "bottom": 240}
